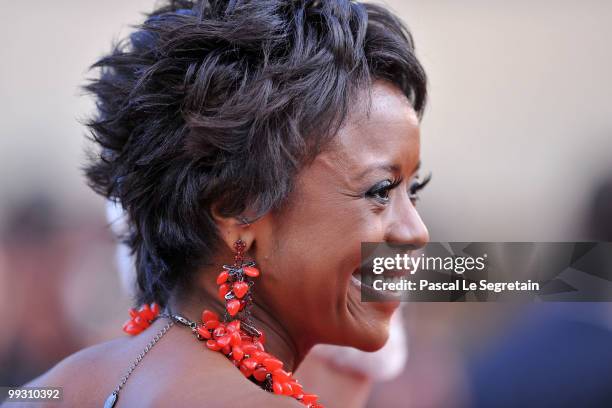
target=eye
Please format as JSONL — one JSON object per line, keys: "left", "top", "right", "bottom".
{"left": 365, "top": 177, "right": 403, "bottom": 204}
{"left": 408, "top": 172, "right": 432, "bottom": 203}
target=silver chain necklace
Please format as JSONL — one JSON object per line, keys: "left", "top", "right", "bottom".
{"left": 103, "top": 312, "right": 194, "bottom": 408}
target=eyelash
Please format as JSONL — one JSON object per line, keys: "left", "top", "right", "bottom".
{"left": 365, "top": 172, "right": 431, "bottom": 204}
{"left": 408, "top": 172, "right": 431, "bottom": 203}
{"left": 365, "top": 177, "right": 403, "bottom": 203}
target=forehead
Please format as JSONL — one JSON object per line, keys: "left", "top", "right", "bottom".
{"left": 324, "top": 81, "right": 421, "bottom": 175}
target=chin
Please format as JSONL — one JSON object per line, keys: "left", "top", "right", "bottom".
{"left": 346, "top": 312, "right": 394, "bottom": 351}
{"left": 358, "top": 329, "right": 391, "bottom": 352}
{"left": 343, "top": 278, "right": 399, "bottom": 351}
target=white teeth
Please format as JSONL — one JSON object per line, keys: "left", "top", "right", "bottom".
{"left": 384, "top": 275, "right": 406, "bottom": 286}
{"left": 351, "top": 274, "right": 408, "bottom": 292}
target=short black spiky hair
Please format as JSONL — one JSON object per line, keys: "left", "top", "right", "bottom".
{"left": 84, "top": 0, "right": 427, "bottom": 306}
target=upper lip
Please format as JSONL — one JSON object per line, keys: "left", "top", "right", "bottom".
{"left": 352, "top": 268, "right": 408, "bottom": 278}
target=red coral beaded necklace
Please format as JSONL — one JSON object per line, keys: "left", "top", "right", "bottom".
{"left": 106, "top": 240, "right": 324, "bottom": 408}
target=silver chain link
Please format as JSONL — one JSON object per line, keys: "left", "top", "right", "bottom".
{"left": 113, "top": 319, "right": 174, "bottom": 394}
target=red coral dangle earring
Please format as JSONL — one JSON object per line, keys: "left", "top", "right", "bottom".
{"left": 216, "top": 239, "right": 260, "bottom": 320}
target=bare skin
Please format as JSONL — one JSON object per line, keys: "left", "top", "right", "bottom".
{"left": 17, "top": 80, "right": 428, "bottom": 407}
{"left": 296, "top": 354, "right": 372, "bottom": 408}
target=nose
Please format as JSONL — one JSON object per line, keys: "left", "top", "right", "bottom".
{"left": 384, "top": 197, "right": 429, "bottom": 249}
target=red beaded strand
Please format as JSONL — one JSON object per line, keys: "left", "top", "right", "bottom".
{"left": 198, "top": 308, "right": 322, "bottom": 407}
{"left": 122, "top": 240, "right": 324, "bottom": 408}
{"left": 122, "top": 303, "right": 160, "bottom": 335}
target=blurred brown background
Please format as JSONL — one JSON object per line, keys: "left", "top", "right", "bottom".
{"left": 1, "top": 1, "right": 611, "bottom": 407}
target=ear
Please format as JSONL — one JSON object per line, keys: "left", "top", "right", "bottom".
{"left": 211, "top": 204, "right": 256, "bottom": 252}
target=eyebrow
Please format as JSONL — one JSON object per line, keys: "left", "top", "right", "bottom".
{"left": 354, "top": 160, "right": 421, "bottom": 180}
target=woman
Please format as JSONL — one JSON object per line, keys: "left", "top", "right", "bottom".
{"left": 24, "top": 0, "right": 429, "bottom": 406}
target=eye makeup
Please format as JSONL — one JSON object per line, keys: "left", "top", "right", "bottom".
{"left": 408, "top": 172, "right": 431, "bottom": 203}
{"left": 364, "top": 171, "right": 431, "bottom": 205}
{"left": 365, "top": 176, "right": 403, "bottom": 204}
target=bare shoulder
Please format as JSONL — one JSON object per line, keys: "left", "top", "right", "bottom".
{"left": 13, "top": 325, "right": 307, "bottom": 408}
{"left": 19, "top": 337, "right": 130, "bottom": 407}
{"left": 27, "top": 337, "right": 126, "bottom": 384}
{"left": 150, "top": 371, "right": 305, "bottom": 408}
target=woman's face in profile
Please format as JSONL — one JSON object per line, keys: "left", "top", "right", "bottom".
{"left": 251, "top": 80, "right": 429, "bottom": 351}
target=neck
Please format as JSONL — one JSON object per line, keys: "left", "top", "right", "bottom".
{"left": 167, "top": 277, "right": 308, "bottom": 372}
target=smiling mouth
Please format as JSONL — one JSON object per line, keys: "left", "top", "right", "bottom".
{"left": 350, "top": 268, "right": 403, "bottom": 302}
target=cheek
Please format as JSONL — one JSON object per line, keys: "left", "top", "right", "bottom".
{"left": 259, "top": 199, "right": 386, "bottom": 312}
{"left": 262, "top": 215, "right": 346, "bottom": 290}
